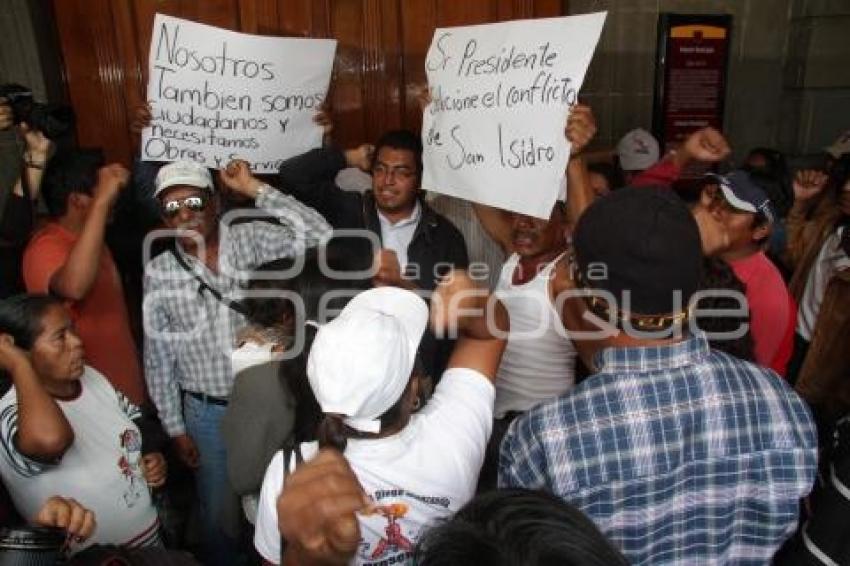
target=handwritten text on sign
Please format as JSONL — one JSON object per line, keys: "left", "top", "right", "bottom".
{"left": 141, "top": 14, "right": 336, "bottom": 173}
{"left": 421, "top": 13, "right": 605, "bottom": 219}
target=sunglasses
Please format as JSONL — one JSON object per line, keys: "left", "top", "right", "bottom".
{"left": 161, "top": 196, "right": 208, "bottom": 217}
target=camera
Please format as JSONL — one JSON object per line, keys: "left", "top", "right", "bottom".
{"left": 0, "top": 83, "right": 75, "bottom": 140}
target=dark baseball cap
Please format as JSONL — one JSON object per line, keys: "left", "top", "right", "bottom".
{"left": 706, "top": 170, "right": 776, "bottom": 224}
{"left": 574, "top": 187, "right": 703, "bottom": 318}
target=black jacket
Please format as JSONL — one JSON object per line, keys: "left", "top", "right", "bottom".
{"left": 278, "top": 147, "right": 469, "bottom": 291}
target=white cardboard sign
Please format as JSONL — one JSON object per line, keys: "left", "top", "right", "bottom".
{"left": 421, "top": 13, "right": 606, "bottom": 219}
{"left": 141, "top": 13, "right": 337, "bottom": 173}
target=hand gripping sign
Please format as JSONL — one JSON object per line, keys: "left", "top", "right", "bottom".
{"left": 421, "top": 12, "right": 605, "bottom": 219}
{"left": 141, "top": 13, "right": 336, "bottom": 173}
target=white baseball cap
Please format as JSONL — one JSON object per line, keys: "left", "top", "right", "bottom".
{"left": 154, "top": 161, "right": 214, "bottom": 198}
{"left": 307, "top": 287, "right": 429, "bottom": 434}
{"left": 616, "top": 128, "right": 660, "bottom": 172}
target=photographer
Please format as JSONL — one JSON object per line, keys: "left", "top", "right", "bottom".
{"left": 0, "top": 95, "right": 56, "bottom": 298}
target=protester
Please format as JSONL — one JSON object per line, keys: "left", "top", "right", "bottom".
{"left": 221, "top": 247, "right": 368, "bottom": 529}
{"left": 0, "top": 295, "right": 165, "bottom": 553}
{"left": 500, "top": 187, "right": 818, "bottom": 565}
{"left": 21, "top": 149, "right": 147, "bottom": 404}
{"left": 693, "top": 257, "right": 755, "bottom": 362}
{"left": 786, "top": 157, "right": 850, "bottom": 427}
{"left": 254, "top": 273, "right": 508, "bottom": 565}
{"left": 0, "top": 99, "right": 54, "bottom": 299}
{"left": 143, "top": 159, "right": 331, "bottom": 565}
{"left": 278, "top": 129, "right": 469, "bottom": 379}
{"left": 471, "top": 104, "right": 595, "bottom": 488}
{"left": 705, "top": 170, "right": 796, "bottom": 376}
{"left": 615, "top": 127, "right": 659, "bottom": 183}
{"left": 271, "top": 448, "right": 628, "bottom": 566}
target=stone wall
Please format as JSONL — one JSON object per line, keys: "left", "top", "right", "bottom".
{"left": 570, "top": 0, "right": 850, "bottom": 159}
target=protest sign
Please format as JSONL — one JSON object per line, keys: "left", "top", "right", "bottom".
{"left": 141, "top": 13, "right": 336, "bottom": 173}
{"left": 422, "top": 13, "right": 605, "bottom": 219}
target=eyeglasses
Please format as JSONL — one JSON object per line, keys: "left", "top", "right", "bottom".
{"left": 161, "top": 196, "right": 207, "bottom": 217}
{"left": 372, "top": 163, "right": 416, "bottom": 181}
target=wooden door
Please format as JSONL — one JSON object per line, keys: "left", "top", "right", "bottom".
{"left": 51, "top": 0, "right": 564, "bottom": 165}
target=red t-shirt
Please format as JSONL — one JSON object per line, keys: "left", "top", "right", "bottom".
{"left": 729, "top": 252, "right": 796, "bottom": 377}
{"left": 22, "top": 223, "right": 146, "bottom": 404}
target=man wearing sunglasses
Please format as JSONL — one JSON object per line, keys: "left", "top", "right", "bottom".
{"left": 142, "top": 159, "right": 331, "bottom": 566}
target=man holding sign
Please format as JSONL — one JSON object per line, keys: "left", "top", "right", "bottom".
{"left": 421, "top": 12, "right": 606, "bottom": 220}
{"left": 141, "top": 13, "right": 336, "bottom": 174}
{"left": 418, "top": 13, "right": 604, "bottom": 488}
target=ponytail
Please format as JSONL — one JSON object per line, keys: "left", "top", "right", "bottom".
{"left": 317, "top": 414, "right": 349, "bottom": 452}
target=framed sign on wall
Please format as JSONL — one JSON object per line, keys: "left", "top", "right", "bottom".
{"left": 652, "top": 13, "right": 732, "bottom": 176}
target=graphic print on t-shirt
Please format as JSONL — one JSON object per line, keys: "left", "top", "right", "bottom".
{"left": 357, "top": 489, "right": 451, "bottom": 565}
{"left": 116, "top": 428, "right": 146, "bottom": 508}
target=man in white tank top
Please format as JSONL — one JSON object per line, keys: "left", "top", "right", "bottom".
{"left": 472, "top": 104, "right": 597, "bottom": 488}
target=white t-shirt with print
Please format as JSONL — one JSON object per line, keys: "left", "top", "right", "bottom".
{"left": 0, "top": 366, "right": 160, "bottom": 551}
{"left": 254, "top": 367, "right": 494, "bottom": 565}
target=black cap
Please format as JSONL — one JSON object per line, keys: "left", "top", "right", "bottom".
{"left": 574, "top": 187, "right": 703, "bottom": 317}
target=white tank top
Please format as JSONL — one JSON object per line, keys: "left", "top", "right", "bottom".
{"left": 494, "top": 253, "right": 576, "bottom": 418}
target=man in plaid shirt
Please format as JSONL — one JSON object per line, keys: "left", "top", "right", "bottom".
{"left": 143, "top": 159, "right": 331, "bottom": 565}
{"left": 499, "top": 187, "right": 817, "bottom": 565}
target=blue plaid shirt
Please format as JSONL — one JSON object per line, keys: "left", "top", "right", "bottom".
{"left": 499, "top": 334, "right": 817, "bottom": 565}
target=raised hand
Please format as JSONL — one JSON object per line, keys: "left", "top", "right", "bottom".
{"left": 93, "top": 163, "right": 130, "bottom": 207}
{"left": 792, "top": 169, "right": 829, "bottom": 202}
{"left": 219, "top": 159, "right": 263, "bottom": 198}
{"left": 344, "top": 144, "right": 375, "bottom": 173}
{"left": 566, "top": 103, "right": 597, "bottom": 156}
{"left": 679, "top": 127, "right": 731, "bottom": 164}
{"left": 130, "top": 102, "right": 153, "bottom": 135}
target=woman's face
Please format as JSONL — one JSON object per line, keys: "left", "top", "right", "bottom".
{"left": 29, "top": 305, "right": 85, "bottom": 382}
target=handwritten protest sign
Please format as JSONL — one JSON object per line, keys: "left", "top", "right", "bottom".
{"left": 141, "top": 14, "right": 336, "bottom": 173}
{"left": 422, "top": 13, "right": 606, "bottom": 219}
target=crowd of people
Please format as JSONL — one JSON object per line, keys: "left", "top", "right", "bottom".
{"left": 0, "top": 59, "right": 849, "bottom": 566}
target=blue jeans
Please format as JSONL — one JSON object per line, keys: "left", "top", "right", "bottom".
{"left": 183, "top": 394, "right": 242, "bottom": 566}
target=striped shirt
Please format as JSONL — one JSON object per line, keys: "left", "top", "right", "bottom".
{"left": 143, "top": 188, "right": 331, "bottom": 436}
{"left": 499, "top": 334, "right": 817, "bottom": 565}
{"left": 0, "top": 366, "right": 161, "bottom": 552}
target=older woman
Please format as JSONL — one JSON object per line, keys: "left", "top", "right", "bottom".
{"left": 0, "top": 294, "right": 165, "bottom": 553}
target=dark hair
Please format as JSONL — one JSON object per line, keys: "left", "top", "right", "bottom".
{"left": 414, "top": 488, "right": 628, "bottom": 566}
{"left": 0, "top": 294, "right": 62, "bottom": 350}
{"left": 373, "top": 129, "right": 423, "bottom": 180}
{"left": 587, "top": 162, "right": 625, "bottom": 192}
{"left": 41, "top": 148, "right": 104, "bottom": 217}
{"left": 829, "top": 154, "right": 850, "bottom": 202}
{"left": 744, "top": 166, "right": 792, "bottom": 220}
{"left": 746, "top": 147, "right": 788, "bottom": 180}
{"left": 243, "top": 243, "right": 370, "bottom": 443}
{"left": 315, "top": 354, "right": 425, "bottom": 451}
{"left": 694, "top": 258, "right": 755, "bottom": 361}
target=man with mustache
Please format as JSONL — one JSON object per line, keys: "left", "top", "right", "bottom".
{"left": 142, "top": 159, "right": 331, "bottom": 566}
{"left": 471, "top": 104, "right": 596, "bottom": 488}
